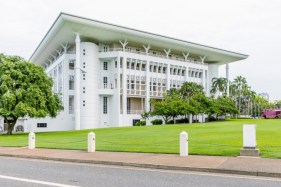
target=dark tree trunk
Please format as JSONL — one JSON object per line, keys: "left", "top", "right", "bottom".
{"left": 6, "top": 118, "right": 17, "bottom": 135}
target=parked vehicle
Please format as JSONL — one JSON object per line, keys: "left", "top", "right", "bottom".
{"left": 261, "top": 109, "right": 281, "bottom": 119}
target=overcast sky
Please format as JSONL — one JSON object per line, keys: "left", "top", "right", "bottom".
{"left": 0, "top": 0, "right": 280, "bottom": 101}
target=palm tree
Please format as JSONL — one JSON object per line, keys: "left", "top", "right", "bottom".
{"left": 210, "top": 77, "right": 228, "bottom": 96}
{"left": 232, "top": 76, "right": 248, "bottom": 116}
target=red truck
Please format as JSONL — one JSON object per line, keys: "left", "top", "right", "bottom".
{"left": 261, "top": 109, "right": 281, "bottom": 119}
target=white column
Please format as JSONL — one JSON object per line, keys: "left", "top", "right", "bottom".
{"left": 145, "top": 61, "right": 150, "bottom": 112}
{"left": 189, "top": 114, "right": 193, "bottom": 124}
{"left": 185, "top": 67, "right": 189, "bottom": 82}
{"left": 202, "top": 70, "right": 206, "bottom": 94}
{"left": 167, "top": 63, "right": 170, "bottom": 90}
{"left": 116, "top": 56, "right": 121, "bottom": 125}
{"left": 75, "top": 33, "right": 81, "bottom": 130}
{"left": 122, "top": 57, "right": 127, "bottom": 115}
{"left": 226, "top": 63, "right": 230, "bottom": 97}
{"left": 208, "top": 64, "right": 219, "bottom": 97}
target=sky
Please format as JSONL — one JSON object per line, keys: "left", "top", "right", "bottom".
{"left": 0, "top": 0, "right": 280, "bottom": 101}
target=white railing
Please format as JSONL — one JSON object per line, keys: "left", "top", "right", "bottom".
{"left": 127, "top": 110, "right": 143, "bottom": 115}
{"left": 99, "top": 48, "right": 206, "bottom": 65}
{"left": 100, "top": 83, "right": 114, "bottom": 89}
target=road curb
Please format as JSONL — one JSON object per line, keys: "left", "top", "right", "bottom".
{"left": 0, "top": 153, "right": 280, "bottom": 178}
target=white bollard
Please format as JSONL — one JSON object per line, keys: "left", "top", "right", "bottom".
{"left": 243, "top": 124, "right": 256, "bottom": 148}
{"left": 180, "top": 131, "right": 188, "bottom": 156}
{"left": 28, "top": 132, "right": 35, "bottom": 149}
{"left": 88, "top": 132, "right": 95, "bottom": 152}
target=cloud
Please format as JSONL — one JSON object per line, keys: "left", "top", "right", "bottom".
{"left": 0, "top": 0, "right": 280, "bottom": 100}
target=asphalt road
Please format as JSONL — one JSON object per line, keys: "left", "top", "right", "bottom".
{"left": 0, "top": 157, "right": 280, "bottom": 187}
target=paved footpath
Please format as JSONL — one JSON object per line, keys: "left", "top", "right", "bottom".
{"left": 0, "top": 147, "right": 280, "bottom": 178}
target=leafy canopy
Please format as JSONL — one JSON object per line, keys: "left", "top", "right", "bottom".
{"left": 0, "top": 60, "right": 62, "bottom": 134}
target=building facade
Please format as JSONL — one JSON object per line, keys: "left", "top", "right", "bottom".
{"left": 8, "top": 13, "right": 248, "bottom": 132}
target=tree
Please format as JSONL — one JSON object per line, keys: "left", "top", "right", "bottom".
{"left": 190, "top": 93, "right": 218, "bottom": 118}
{"left": 214, "top": 96, "right": 238, "bottom": 117}
{"left": 150, "top": 92, "right": 185, "bottom": 124}
{"left": 0, "top": 53, "right": 24, "bottom": 63}
{"left": 210, "top": 77, "right": 228, "bottom": 96}
{"left": 0, "top": 60, "right": 62, "bottom": 135}
{"left": 179, "top": 82, "right": 204, "bottom": 99}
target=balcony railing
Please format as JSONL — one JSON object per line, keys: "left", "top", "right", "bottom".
{"left": 101, "top": 83, "right": 114, "bottom": 89}
{"left": 127, "top": 110, "right": 143, "bottom": 115}
{"left": 99, "top": 48, "right": 206, "bottom": 65}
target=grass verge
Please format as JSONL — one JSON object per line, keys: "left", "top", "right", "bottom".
{"left": 0, "top": 119, "right": 280, "bottom": 158}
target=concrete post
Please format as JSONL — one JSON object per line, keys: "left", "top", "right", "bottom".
{"left": 180, "top": 131, "right": 188, "bottom": 156}
{"left": 28, "top": 132, "right": 35, "bottom": 149}
{"left": 88, "top": 132, "right": 95, "bottom": 152}
{"left": 240, "top": 124, "right": 259, "bottom": 157}
{"left": 243, "top": 124, "right": 256, "bottom": 148}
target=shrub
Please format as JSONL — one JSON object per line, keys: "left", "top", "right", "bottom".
{"left": 208, "top": 115, "right": 217, "bottom": 122}
{"left": 151, "top": 119, "right": 163, "bottom": 125}
{"left": 176, "top": 118, "right": 189, "bottom": 124}
{"left": 166, "top": 120, "right": 174, "bottom": 124}
{"left": 135, "top": 121, "right": 146, "bottom": 126}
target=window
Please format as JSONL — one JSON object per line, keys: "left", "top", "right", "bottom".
{"left": 115, "top": 61, "right": 117, "bottom": 68}
{"left": 163, "top": 67, "right": 166, "bottom": 74}
{"left": 83, "top": 87, "right": 85, "bottom": 93}
{"left": 131, "top": 63, "right": 135, "bottom": 69}
{"left": 136, "top": 48, "right": 140, "bottom": 54}
{"left": 103, "top": 77, "right": 108, "bottom": 89}
{"left": 131, "top": 80, "right": 135, "bottom": 89}
{"left": 153, "top": 51, "right": 156, "bottom": 56}
{"left": 103, "top": 62, "right": 108, "bottom": 70}
{"left": 83, "top": 62, "right": 85, "bottom": 68}
{"left": 69, "top": 96, "right": 74, "bottom": 114}
{"left": 104, "top": 46, "right": 108, "bottom": 52}
{"left": 69, "top": 75, "right": 74, "bottom": 90}
{"left": 103, "top": 97, "right": 107, "bottom": 114}
{"left": 83, "top": 49, "right": 86, "bottom": 55}
{"left": 153, "top": 83, "right": 156, "bottom": 91}
{"left": 37, "top": 123, "right": 47, "bottom": 128}
{"left": 133, "top": 119, "right": 140, "bottom": 126}
{"left": 83, "top": 100, "right": 85, "bottom": 107}
{"left": 69, "top": 60, "right": 75, "bottom": 70}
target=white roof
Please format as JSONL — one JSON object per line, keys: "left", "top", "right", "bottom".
{"left": 30, "top": 13, "right": 248, "bottom": 65}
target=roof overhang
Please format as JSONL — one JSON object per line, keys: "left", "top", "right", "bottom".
{"left": 30, "top": 13, "right": 248, "bottom": 65}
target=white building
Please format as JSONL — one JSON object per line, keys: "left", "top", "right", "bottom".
{"left": 11, "top": 13, "right": 248, "bottom": 132}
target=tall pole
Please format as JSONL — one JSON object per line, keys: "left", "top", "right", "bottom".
{"left": 226, "top": 63, "right": 229, "bottom": 97}
{"left": 75, "top": 33, "right": 81, "bottom": 130}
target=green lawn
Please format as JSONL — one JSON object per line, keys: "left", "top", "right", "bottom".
{"left": 0, "top": 119, "right": 280, "bottom": 158}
